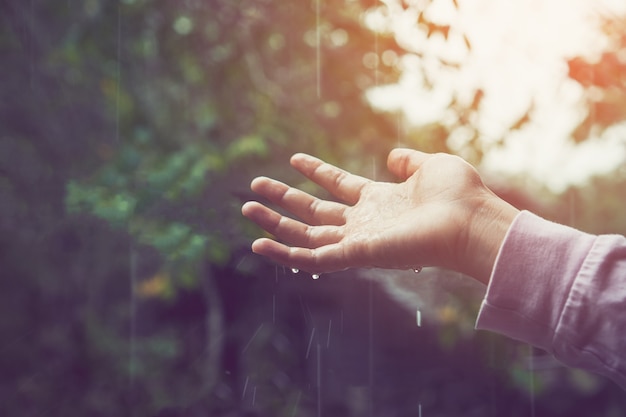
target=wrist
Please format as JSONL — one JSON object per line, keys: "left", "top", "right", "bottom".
{"left": 457, "top": 194, "right": 520, "bottom": 285}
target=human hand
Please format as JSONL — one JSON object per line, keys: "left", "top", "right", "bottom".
{"left": 241, "top": 149, "right": 519, "bottom": 284}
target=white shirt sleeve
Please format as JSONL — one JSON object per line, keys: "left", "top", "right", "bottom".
{"left": 476, "top": 210, "right": 626, "bottom": 389}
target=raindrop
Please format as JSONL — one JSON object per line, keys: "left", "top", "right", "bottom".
{"left": 416, "top": 309, "right": 422, "bottom": 327}
{"left": 291, "top": 268, "right": 300, "bottom": 274}
{"left": 413, "top": 266, "right": 423, "bottom": 274}
{"left": 312, "top": 273, "right": 320, "bottom": 280}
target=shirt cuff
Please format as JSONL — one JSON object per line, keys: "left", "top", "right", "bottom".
{"left": 475, "top": 210, "right": 596, "bottom": 353}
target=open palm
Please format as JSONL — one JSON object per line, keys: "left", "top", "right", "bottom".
{"left": 242, "top": 149, "right": 517, "bottom": 282}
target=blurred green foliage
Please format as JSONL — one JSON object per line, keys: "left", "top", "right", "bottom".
{"left": 0, "top": 0, "right": 406, "bottom": 414}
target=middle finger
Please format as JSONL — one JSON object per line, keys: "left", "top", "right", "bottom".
{"left": 251, "top": 176, "right": 346, "bottom": 226}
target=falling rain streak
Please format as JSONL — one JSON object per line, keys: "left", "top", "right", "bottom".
{"left": 122, "top": 0, "right": 134, "bottom": 408}
{"left": 299, "top": 295, "right": 311, "bottom": 325}
{"left": 115, "top": 4, "right": 122, "bottom": 144}
{"left": 316, "top": 0, "right": 321, "bottom": 98}
{"left": 306, "top": 328, "right": 316, "bottom": 359}
{"left": 242, "top": 376, "right": 249, "bottom": 400}
{"left": 242, "top": 323, "right": 264, "bottom": 353}
{"left": 129, "top": 245, "right": 137, "bottom": 405}
{"left": 291, "top": 391, "right": 302, "bottom": 417}
{"left": 374, "top": 27, "right": 379, "bottom": 87}
{"left": 368, "top": 279, "right": 374, "bottom": 416}
{"left": 317, "top": 343, "right": 322, "bottom": 417}
{"left": 326, "top": 319, "right": 332, "bottom": 348}
{"left": 416, "top": 309, "right": 422, "bottom": 327}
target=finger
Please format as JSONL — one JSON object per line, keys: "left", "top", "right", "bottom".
{"left": 250, "top": 176, "right": 346, "bottom": 226}
{"left": 242, "top": 201, "right": 342, "bottom": 248}
{"left": 251, "top": 238, "right": 350, "bottom": 273}
{"left": 290, "top": 153, "right": 370, "bottom": 205}
{"left": 387, "top": 148, "right": 431, "bottom": 180}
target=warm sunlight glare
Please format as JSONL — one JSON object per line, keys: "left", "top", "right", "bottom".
{"left": 369, "top": 0, "right": 626, "bottom": 191}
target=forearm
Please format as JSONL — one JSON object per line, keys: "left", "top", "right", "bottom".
{"left": 476, "top": 210, "right": 626, "bottom": 389}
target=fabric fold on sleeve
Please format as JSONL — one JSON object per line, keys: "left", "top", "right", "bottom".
{"left": 476, "top": 210, "right": 626, "bottom": 389}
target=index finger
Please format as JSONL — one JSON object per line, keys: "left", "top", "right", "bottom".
{"left": 290, "top": 153, "right": 370, "bottom": 205}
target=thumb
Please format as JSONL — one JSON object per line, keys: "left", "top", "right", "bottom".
{"left": 387, "top": 148, "right": 431, "bottom": 180}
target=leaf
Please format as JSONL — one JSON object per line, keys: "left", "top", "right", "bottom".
{"left": 136, "top": 271, "right": 173, "bottom": 299}
{"left": 470, "top": 89, "right": 484, "bottom": 111}
{"left": 226, "top": 135, "right": 269, "bottom": 160}
{"left": 510, "top": 105, "right": 533, "bottom": 131}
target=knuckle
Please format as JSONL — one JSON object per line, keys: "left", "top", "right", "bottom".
{"left": 331, "top": 170, "right": 345, "bottom": 189}
{"left": 306, "top": 198, "right": 319, "bottom": 219}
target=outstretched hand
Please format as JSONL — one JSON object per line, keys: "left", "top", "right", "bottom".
{"left": 242, "top": 149, "right": 519, "bottom": 284}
